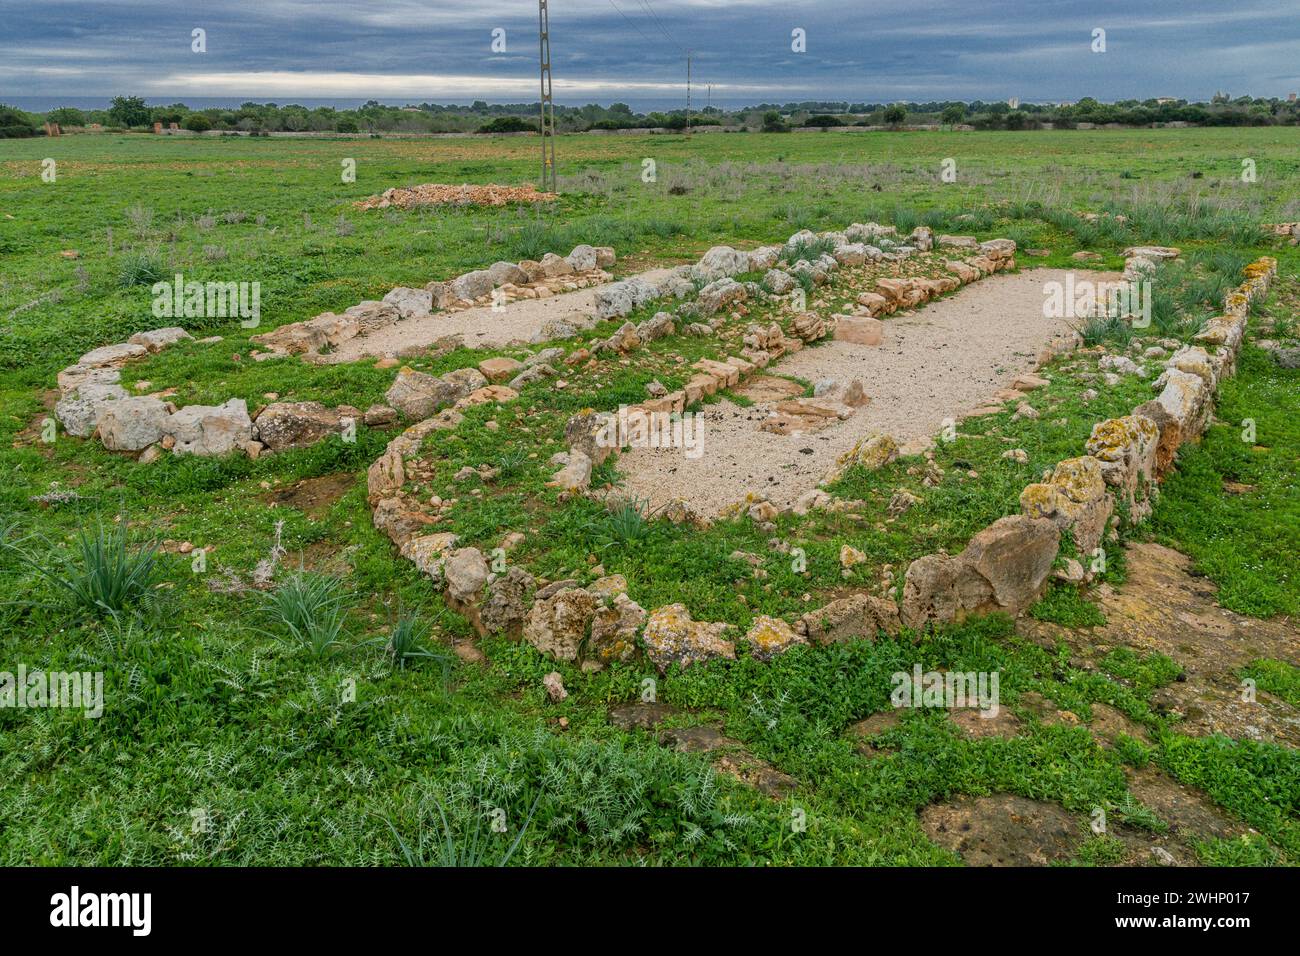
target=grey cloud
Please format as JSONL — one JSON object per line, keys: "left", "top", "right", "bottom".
{"left": 2, "top": 0, "right": 1296, "bottom": 105}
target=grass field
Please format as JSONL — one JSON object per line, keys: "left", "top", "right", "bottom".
{"left": 1, "top": 128, "right": 1297, "bottom": 866}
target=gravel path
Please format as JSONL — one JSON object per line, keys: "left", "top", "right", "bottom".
{"left": 617, "top": 268, "right": 1115, "bottom": 516}
{"left": 324, "top": 268, "right": 678, "bottom": 361}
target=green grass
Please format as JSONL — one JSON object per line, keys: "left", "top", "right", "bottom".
{"left": 1029, "top": 584, "right": 1107, "bottom": 628}
{"left": 0, "top": 129, "right": 1297, "bottom": 866}
{"left": 1100, "top": 648, "right": 1184, "bottom": 696}
{"left": 1240, "top": 659, "right": 1300, "bottom": 708}
{"left": 1149, "top": 338, "right": 1300, "bottom": 616}
{"left": 1156, "top": 731, "right": 1300, "bottom": 859}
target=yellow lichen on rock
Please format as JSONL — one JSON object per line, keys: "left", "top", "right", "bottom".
{"left": 743, "top": 615, "right": 806, "bottom": 661}
{"left": 840, "top": 544, "right": 868, "bottom": 569}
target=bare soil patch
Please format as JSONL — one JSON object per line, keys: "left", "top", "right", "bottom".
{"left": 919, "top": 789, "right": 1221, "bottom": 866}
{"left": 920, "top": 794, "right": 1081, "bottom": 865}
{"left": 324, "top": 267, "right": 677, "bottom": 359}
{"left": 949, "top": 705, "right": 1023, "bottom": 739}
{"left": 354, "top": 183, "right": 555, "bottom": 210}
{"left": 1019, "top": 541, "right": 1300, "bottom": 746}
{"left": 264, "top": 472, "right": 355, "bottom": 519}
{"left": 1123, "top": 765, "right": 1251, "bottom": 844}
{"left": 658, "top": 724, "right": 797, "bottom": 798}
{"left": 618, "top": 269, "right": 1105, "bottom": 515}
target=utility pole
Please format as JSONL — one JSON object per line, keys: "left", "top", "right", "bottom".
{"left": 538, "top": 0, "right": 557, "bottom": 192}
{"left": 685, "top": 50, "right": 692, "bottom": 135}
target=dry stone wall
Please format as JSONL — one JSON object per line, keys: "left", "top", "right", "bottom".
{"left": 250, "top": 244, "right": 616, "bottom": 361}
{"left": 376, "top": 247, "right": 1275, "bottom": 670}
{"left": 367, "top": 223, "right": 1061, "bottom": 672}
{"left": 49, "top": 244, "right": 618, "bottom": 461}
{"left": 51, "top": 329, "right": 372, "bottom": 462}
{"left": 899, "top": 254, "right": 1277, "bottom": 630}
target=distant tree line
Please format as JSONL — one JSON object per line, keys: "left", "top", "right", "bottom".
{"left": 2, "top": 92, "right": 1296, "bottom": 137}
{"left": 774, "top": 96, "right": 1299, "bottom": 130}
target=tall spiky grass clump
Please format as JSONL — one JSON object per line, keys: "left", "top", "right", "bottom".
{"left": 260, "top": 570, "right": 352, "bottom": 659}
{"left": 783, "top": 235, "right": 835, "bottom": 263}
{"left": 117, "top": 249, "right": 166, "bottom": 288}
{"left": 373, "top": 607, "right": 452, "bottom": 675}
{"left": 382, "top": 792, "right": 540, "bottom": 867}
{"left": 3, "top": 519, "right": 159, "bottom": 620}
{"left": 582, "top": 498, "right": 660, "bottom": 552}
{"left": 1073, "top": 313, "right": 1135, "bottom": 349}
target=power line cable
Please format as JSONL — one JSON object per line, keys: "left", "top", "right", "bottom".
{"left": 604, "top": 0, "right": 661, "bottom": 50}
{"left": 635, "top": 0, "right": 687, "bottom": 56}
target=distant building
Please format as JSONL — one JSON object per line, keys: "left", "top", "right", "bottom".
{"left": 1290, "top": 93, "right": 1298, "bottom": 103}
{"left": 1155, "top": 97, "right": 1178, "bottom": 105}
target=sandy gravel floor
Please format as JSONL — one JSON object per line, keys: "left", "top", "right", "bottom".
{"left": 325, "top": 268, "right": 678, "bottom": 361}
{"left": 618, "top": 268, "right": 1117, "bottom": 515}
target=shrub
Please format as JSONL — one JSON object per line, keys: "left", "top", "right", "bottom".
{"left": 336, "top": 117, "right": 359, "bottom": 133}
{"left": 0, "top": 104, "right": 37, "bottom": 137}
{"left": 589, "top": 118, "right": 638, "bottom": 131}
{"left": 182, "top": 114, "right": 213, "bottom": 132}
{"left": 803, "top": 114, "right": 843, "bottom": 128}
{"left": 478, "top": 115, "right": 538, "bottom": 134}
{"left": 46, "top": 106, "right": 87, "bottom": 127}
{"left": 107, "top": 95, "right": 151, "bottom": 128}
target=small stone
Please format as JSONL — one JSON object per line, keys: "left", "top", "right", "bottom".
{"left": 842, "top": 379, "right": 869, "bottom": 407}
{"left": 479, "top": 356, "right": 524, "bottom": 383}
{"left": 888, "top": 489, "right": 921, "bottom": 517}
{"left": 363, "top": 404, "right": 398, "bottom": 426}
{"left": 840, "top": 544, "right": 868, "bottom": 570}
{"left": 1054, "top": 559, "right": 1085, "bottom": 583}
{"left": 1012, "top": 373, "right": 1049, "bottom": 391}
{"left": 444, "top": 548, "right": 489, "bottom": 604}
{"left": 743, "top": 615, "right": 806, "bottom": 661}
{"left": 543, "top": 671, "right": 568, "bottom": 702}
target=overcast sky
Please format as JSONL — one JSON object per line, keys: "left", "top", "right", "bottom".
{"left": 4, "top": 0, "right": 1299, "bottom": 108}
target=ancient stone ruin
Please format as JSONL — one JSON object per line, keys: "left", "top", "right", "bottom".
{"left": 50, "top": 213, "right": 1277, "bottom": 677}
